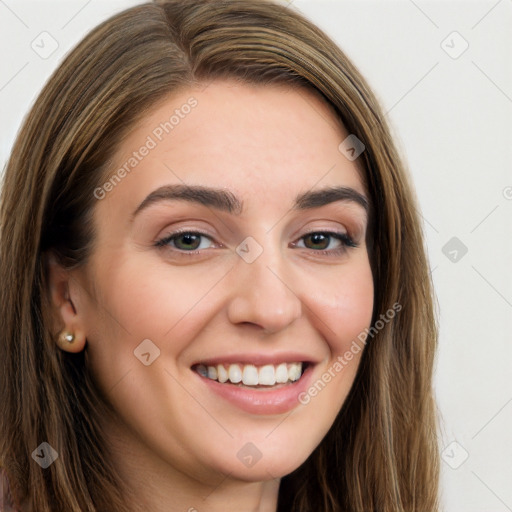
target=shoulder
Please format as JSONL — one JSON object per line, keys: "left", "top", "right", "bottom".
{"left": 0, "top": 468, "right": 20, "bottom": 512}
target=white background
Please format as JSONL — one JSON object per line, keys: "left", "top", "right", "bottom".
{"left": 1, "top": 1, "right": 511, "bottom": 510}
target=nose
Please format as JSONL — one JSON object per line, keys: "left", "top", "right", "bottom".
{"left": 226, "top": 245, "right": 303, "bottom": 334}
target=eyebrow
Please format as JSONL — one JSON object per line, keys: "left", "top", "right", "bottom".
{"left": 132, "top": 184, "right": 243, "bottom": 218}
{"left": 294, "top": 186, "right": 368, "bottom": 213}
{"left": 132, "top": 183, "right": 368, "bottom": 218}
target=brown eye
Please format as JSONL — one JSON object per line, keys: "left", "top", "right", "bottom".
{"left": 293, "top": 231, "right": 357, "bottom": 255}
{"left": 302, "top": 233, "right": 333, "bottom": 250}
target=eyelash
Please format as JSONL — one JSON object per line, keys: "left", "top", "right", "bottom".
{"left": 155, "top": 228, "right": 358, "bottom": 257}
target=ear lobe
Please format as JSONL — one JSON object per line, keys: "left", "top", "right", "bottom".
{"left": 46, "top": 253, "right": 87, "bottom": 353}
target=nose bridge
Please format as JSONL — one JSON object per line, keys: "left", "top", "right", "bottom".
{"left": 226, "top": 237, "right": 302, "bottom": 333}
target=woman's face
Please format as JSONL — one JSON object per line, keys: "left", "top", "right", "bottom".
{"left": 72, "top": 81, "right": 373, "bottom": 484}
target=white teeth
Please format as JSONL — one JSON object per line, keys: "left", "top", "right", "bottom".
{"left": 217, "top": 364, "right": 228, "bottom": 383}
{"left": 275, "top": 363, "right": 288, "bottom": 383}
{"left": 199, "top": 362, "right": 304, "bottom": 386}
{"left": 228, "top": 364, "right": 242, "bottom": 384}
{"left": 242, "top": 365, "right": 259, "bottom": 385}
{"left": 258, "top": 364, "right": 276, "bottom": 385}
{"left": 288, "top": 362, "right": 302, "bottom": 382}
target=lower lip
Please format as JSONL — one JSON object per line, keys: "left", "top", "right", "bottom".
{"left": 195, "top": 365, "right": 314, "bottom": 415}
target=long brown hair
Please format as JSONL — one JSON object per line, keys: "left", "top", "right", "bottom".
{"left": 0, "top": 1, "right": 439, "bottom": 510}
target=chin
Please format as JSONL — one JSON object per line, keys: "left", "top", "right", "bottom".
{"left": 205, "top": 434, "right": 318, "bottom": 483}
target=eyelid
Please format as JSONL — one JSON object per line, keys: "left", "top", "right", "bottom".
{"left": 290, "top": 229, "right": 358, "bottom": 254}
{"left": 155, "top": 226, "right": 218, "bottom": 246}
{"left": 292, "top": 223, "right": 357, "bottom": 242}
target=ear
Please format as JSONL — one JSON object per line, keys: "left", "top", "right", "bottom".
{"left": 46, "top": 253, "right": 87, "bottom": 353}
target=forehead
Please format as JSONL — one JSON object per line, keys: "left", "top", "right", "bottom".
{"left": 103, "top": 80, "right": 366, "bottom": 212}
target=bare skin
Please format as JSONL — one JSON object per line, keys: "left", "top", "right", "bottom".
{"left": 49, "top": 81, "right": 374, "bottom": 512}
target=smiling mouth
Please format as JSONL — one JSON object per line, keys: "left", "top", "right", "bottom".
{"left": 192, "top": 362, "right": 308, "bottom": 388}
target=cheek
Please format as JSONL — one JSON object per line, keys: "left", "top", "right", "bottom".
{"left": 89, "top": 254, "right": 229, "bottom": 335}
{"left": 81, "top": 255, "right": 231, "bottom": 379}
{"left": 303, "top": 257, "right": 374, "bottom": 355}
{"left": 291, "top": 259, "right": 373, "bottom": 437}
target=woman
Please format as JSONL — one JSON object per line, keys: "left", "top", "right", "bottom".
{"left": 0, "top": 0, "right": 439, "bottom": 510}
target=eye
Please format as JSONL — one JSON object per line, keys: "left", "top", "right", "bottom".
{"left": 155, "top": 229, "right": 358, "bottom": 257}
{"left": 294, "top": 231, "right": 357, "bottom": 254}
{"left": 155, "top": 231, "right": 215, "bottom": 251}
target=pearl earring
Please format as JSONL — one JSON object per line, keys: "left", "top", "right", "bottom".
{"left": 57, "top": 330, "right": 75, "bottom": 349}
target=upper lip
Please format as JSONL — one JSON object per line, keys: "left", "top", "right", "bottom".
{"left": 191, "top": 352, "right": 319, "bottom": 367}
